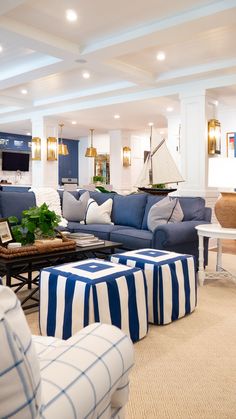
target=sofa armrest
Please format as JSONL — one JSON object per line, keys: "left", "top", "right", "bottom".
{"left": 204, "top": 207, "right": 212, "bottom": 222}
{"left": 37, "top": 323, "right": 134, "bottom": 419}
{"left": 152, "top": 220, "right": 211, "bottom": 248}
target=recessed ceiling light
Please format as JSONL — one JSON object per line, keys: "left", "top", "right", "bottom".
{"left": 114, "top": 114, "right": 120, "bottom": 119}
{"left": 26, "top": 132, "right": 31, "bottom": 136}
{"left": 0, "top": 45, "right": 3, "bottom": 53}
{"left": 148, "top": 122, "right": 154, "bottom": 126}
{"left": 82, "top": 71, "right": 90, "bottom": 79}
{"left": 214, "top": 100, "right": 219, "bottom": 106}
{"left": 156, "top": 51, "right": 166, "bottom": 61}
{"left": 160, "top": 130, "right": 165, "bottom": 135}
{"left": 72, "top": 121, "right": 77, "bottom": 125}
{"left": 21, "top": 89, "right": 28, "bottom": 95}
{"left": 66, "top": 9, "right": 78, "bottom": 22}
{"left": 166, "top": 107, "right": 173, "bottom": 112}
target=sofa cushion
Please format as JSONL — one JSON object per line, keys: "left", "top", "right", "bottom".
{"left": 85, "top": 198, "right": 113, "bottom": 224}
{"left": 0, "top": 191, "right": 36, "bottom": 220}
{"left": 177, "top": 197, "right": 206, "bottom": 221}
{"left": 142, "top": 194, "right": 165, "bottom": 229}
{"left": 78, "top": 190, "right": 115, "bottom": 205}
{"left": 147, "top": 196, "right": 184, "bottom": 232}
{"left": 112, "top": 194, "right": 147, "bottom": 229}
{"left": 67, "top": 222, "right": 130, "bottom": 240}
{"left": 110, "top": 228, "right": 152, "bottom": 249}
{"left": 62, "top": 191, "right": 89, "bottom": 222}
{"left": 0, "top": 286, "right": 41, "bottom": 418}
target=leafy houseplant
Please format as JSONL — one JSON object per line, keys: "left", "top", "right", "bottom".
{"left": 93, "top": 175, "right": 104, "bottom": 184}
{"left": 9, "top": 203, "right": 61, "bottom": 245}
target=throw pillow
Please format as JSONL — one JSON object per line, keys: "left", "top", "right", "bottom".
{"left": 147, "top": 196, "right": 184, "bottom": 232}
{"left": 0, "top": 285, "right": 41, "bottom": 418}
{"left": 62, "top": 191, "right": 89, "bottom": 222}
{"left": 85, "top": 198, "right": 113, "bottom": 224}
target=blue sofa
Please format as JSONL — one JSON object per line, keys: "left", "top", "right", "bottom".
{"left": 0, "top": 190, "right": 211, "bottom": 268}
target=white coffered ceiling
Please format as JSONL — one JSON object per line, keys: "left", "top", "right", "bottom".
{"left": 0, "top": 0, "right": 236, "bottom": 137}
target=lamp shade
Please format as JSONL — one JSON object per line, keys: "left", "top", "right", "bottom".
{"left": 85, "top": 128, "right": 97, "bottom": 157}
{"left": 31, "top": 137, "right": 41, "bottom": 160}
{"left": 208, "top": 157, "right": 236, "bottom": 189}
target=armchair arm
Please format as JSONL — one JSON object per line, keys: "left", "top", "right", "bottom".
{"left": 38, "top": 323, "right": 134, "bottom": 419}
{"left": 152, "top": 220, "right": 210, "bottom": 248}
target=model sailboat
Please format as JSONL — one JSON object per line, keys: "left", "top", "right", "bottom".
{"left": 136, "top": 138, "right": 184, "bottom": 194}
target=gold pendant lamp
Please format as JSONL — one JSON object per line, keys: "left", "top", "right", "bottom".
{"left": 85, "top": 128, "right": 97, "bottom": 157}
{"left": 58, "top": 123, "right": 69, "bottom": 156}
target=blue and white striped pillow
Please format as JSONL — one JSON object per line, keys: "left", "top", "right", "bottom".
{"left": 0, "top": 286, "right": 41, "bottom": 418}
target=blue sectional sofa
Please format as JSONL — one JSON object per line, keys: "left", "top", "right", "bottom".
{"left": 0, "top": 189, "right": 211, "bottom": 268}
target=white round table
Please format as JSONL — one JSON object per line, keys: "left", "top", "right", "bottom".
{"left": 195, "top": 224, "right": 236, "bottom": 286}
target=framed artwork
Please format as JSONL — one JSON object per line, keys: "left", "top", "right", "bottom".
{"left": 226, "top": 132, "right": 236, "bottom": 157}
{"left": 0, "top": 218, "right": 13, "bottom": 246}
{"left": 94, "top": 154, "right": 110, "bottom": 183}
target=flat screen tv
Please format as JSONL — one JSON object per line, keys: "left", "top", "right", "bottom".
{"left": 2, "top": 151, "right": 30, "bottom": 172}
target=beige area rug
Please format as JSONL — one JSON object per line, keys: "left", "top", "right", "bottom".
{"left": 26, "top": 252, "right": 236, "bottom": 419}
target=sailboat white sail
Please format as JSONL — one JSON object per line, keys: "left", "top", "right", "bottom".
{"left": 135, "top": 139, "right": 184, "bottom": 187}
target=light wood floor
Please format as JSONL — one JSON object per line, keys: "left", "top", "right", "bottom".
{"left": 212, "top": 239, "right": 236, "bottom": 255}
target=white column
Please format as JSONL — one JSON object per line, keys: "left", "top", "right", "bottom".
{"left": 109, "top": 130, "right": 132, "bottom": 194}
{"left": 31, "top": 117, "right": 58, "bottom": 188}
{"left": 178, "top": 90, "right": 217, "bottom": 197}
{"left": 167, "top": 115, "right": 181, "bottom": 171}
{"left": 78, "top": 136, "right": 94, "bottom": 185}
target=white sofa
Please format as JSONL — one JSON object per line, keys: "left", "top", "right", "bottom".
{"left": 0, "top": 286, "right": 134, "bottom": 418}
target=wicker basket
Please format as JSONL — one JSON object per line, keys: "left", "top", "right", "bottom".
{"left": 0, "top": 237, "right": 76, "bottom": 259}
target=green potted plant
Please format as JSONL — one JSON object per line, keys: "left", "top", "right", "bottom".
{"left": 92, "top": 175, "right": 104, "bottom": 185}
{"left": 9, "top": 203, "right": 61, "bottom": 245}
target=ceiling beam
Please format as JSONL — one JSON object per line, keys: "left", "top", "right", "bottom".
{"left": 0, "top": 0, "right": 27, "bottom": 16}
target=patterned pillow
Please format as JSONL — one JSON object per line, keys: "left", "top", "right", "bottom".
{"left": 0, "top": 286, "right": 41, "bottom": 418}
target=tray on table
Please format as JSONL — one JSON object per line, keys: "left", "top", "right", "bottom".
{"left": 0, "top": 237, "right": 76, "bottom": 259}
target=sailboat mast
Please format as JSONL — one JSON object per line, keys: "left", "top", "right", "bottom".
{"left": 149, "top": 124, "right": 153, "bottom": 184}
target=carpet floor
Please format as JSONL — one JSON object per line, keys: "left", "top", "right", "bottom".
{"left": 26, "top": 252, "right": 236, "bottom": 418}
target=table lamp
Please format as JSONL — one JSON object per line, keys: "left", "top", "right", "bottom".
{"left": 208, "top": 157, "right": 236, "bottom": 228}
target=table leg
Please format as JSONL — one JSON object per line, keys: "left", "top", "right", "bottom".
{"left": 216, "top": 239, "right": 222, "bottom": 272}
{"left": 198, "top": 233, "right": 205, "bottom": 286}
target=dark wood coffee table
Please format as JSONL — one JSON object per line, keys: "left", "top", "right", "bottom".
{"left": 0, "top": 240, "right": 122, "bottom": 310}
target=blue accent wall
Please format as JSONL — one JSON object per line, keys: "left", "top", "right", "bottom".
{"left": 58, "top": 139, "right": 79, "bottom": 185}
{"left": 0, "top": 132, "right": 79, "bottom": 185}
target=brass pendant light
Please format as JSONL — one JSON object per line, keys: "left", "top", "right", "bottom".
{"left": 58, "top": 123, "right": 69, "bottom": 156}
{"left": 85, "top": 128, "right": 97, "bottom": 157}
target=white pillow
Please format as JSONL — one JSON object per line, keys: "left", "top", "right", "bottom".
{"left": 85, "top": 198, "right": 113, "bottom": 224}
{"left": 0, "top": 286, "right": 41, "bottom": 418}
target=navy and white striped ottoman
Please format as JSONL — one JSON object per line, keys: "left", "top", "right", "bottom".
{"left": 111, "top": 249, "right": 196, "bottom": 325}
{"left": 39, "top": 258, "right": 148, "bottom": 343}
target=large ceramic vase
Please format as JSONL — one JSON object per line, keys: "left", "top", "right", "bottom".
{"left": 215, "top": 192, "right": 236, "bottom": 228}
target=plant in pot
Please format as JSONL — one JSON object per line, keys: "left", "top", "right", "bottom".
{"left": 9, "top": 203, "right": 61, "bottom": 245}
{"left": 92, "top": 175, "right": 104, "bottom": 185}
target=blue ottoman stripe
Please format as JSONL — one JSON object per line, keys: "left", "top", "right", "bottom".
{"left": 182, "top": 259, "right": 191, "bottom": 315}
{"left": 62, "top": 277, "right": 76, "bottom": 339}
{"left": 107, "top": 280, "right": 121, "bottom": 329}
{"left": 153, "top": 265, "right": 159, "bottom": 325}
{"left": 126, "top": 273, "right": 140, "bottom": 342}
{"left": 47, "top": 273, "right": 58, "bottom": 337}
{"left": 92, "top": 285, "right": 100, "bottom": 322}
{"left": 159, "top": 268, "right": 164, "bottom": 325}
{"left": 170, "top": 264, "right": 179, "bottom": 321}
{"left": 83, "top": 284, "right": 91, "bottom": 327}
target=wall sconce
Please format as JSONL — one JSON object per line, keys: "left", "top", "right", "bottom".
{"left": 58, "top": 123, "right": 69, "bottom": 156}
{"left": 208, "top": 119, "right": 221, "bottom": 155}
{"left": 47, "top": 137, "right": 58, "bottom": 161}
{"left": 85, "top": 129, "right": 97, "bottom": 157}
{"left": 123, "top": 146, "right": 131, "bottom": 167}
{"left": 31, "top": 137, "right": 41, "bottom": 160}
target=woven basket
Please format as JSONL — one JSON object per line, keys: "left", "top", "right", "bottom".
{"left": 0, "top": 237, "right": 76, "bottom": 259}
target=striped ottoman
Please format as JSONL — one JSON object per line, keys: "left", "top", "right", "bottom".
{"left": 111, "top": 249, "right": 196, "bottom": 325}
{"left": 39, "top": 258, "right": 148, "bottom": 343}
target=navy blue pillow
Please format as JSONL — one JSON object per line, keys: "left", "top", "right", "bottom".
{"left": 112, "top": 194, "right": 147, "bottom": 229}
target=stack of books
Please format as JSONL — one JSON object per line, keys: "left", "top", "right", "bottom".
{"left": 67, "top": 232, "right": 105, "bottom": 247}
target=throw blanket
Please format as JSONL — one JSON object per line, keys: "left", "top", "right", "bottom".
{"left": 29, "top": 187, "right": 68, "bottom": 227}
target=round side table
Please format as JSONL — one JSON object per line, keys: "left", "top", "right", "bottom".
{"left": 195, "top": 223, "right": 236, "bottom": 286}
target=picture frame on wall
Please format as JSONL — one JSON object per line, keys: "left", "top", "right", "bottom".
{"left": 226, "top": 132, "right": 236, "bottom": 157}
{"left": 0, "top": 218, "right": 13, "bottom": 246}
